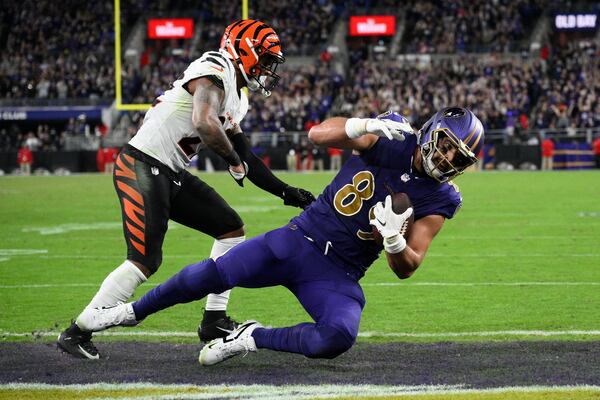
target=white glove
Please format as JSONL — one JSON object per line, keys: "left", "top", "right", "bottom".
{"left": 369, "top": 195, "right": 413, "bottom": 254}
{"left": 228, "top": 161, "right": 248, "bottom": 187}
{"left": 345, "top": 117, "right": 411, "bottom": 142}
{"left": 378, "top": 117, "right": 413, "bottom": 141}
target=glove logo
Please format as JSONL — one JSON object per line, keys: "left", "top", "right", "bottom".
{"left": 401, "top": 173, "right": 411, "bottom": 182}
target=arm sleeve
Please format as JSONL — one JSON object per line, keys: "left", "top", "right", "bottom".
{"left": 230, "top": 133, "right": 287, "bottom": 198}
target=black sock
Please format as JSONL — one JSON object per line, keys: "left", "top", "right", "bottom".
{"left": 203, "top": 309, "right": 226, "bottom": 323}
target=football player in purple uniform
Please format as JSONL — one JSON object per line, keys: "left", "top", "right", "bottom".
{"left": 77, "top": 107, "right": 484, "bottom": 364}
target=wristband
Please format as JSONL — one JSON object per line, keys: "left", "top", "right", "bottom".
{"left": 345, "top": 118, "right": 368, "bottom": 139}
{"left": 383, "top": 233, "right": 407, "bottom": 254}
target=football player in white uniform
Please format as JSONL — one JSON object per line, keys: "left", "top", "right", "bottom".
{"left": 58, "top": 20, "right": 316, "bottom": 360}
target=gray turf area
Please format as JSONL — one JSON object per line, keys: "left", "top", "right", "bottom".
{"left": 1, "top": 341, "right": 599, "bottom": 388}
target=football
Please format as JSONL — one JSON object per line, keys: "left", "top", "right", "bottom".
{"left": 372, "top": 192, "right": 415, "bottom": 246}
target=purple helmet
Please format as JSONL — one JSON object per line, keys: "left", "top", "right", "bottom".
{"left": 418, "top": 107, "right": 484, "bottom": 182}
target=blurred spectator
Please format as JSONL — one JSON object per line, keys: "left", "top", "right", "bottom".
{"left": 541, "top": 138, "right": 554, "bottom": 170}
{"left": 286, "top": 147, "right": 298, "bottom": 172}
{"left": 593, "top": 137, "right": 600, "bottom": 169}
{"left": 312, "top": 147, "right": 326, "bottom": 171}
{"left": 299, "top": 138, "right": 313, "bottom": 171}
{"left": 328, "top": 147, "right": 343, "bottom": 171}
{"left": 17, "top": 144, "right": 33, "bottom": 175}
{"left": 24, "top": 132, "right": 41, "bottom": 151}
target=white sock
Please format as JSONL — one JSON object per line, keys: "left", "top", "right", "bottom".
{"left": 82, "top": 260, "right": 147, "bottom": 312}
{"left": 205, "top": 236, "right": 245, "bottom": 311}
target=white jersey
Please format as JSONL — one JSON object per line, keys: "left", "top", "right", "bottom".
{"left": 129, "top": 49, "right": 249, "bottom": 172}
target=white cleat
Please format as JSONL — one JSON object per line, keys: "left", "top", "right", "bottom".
{"left": 199, "top": 320, "right": 262, "bottom": 366}
{"left": 76, "top": 302, "right": 139, "bottom": 332}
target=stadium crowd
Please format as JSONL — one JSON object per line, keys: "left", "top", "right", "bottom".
{"left": 402, "top": 0, "right": 545, "bottom": 54}
{"left": 532, "top": 41, "right": 600, "bottom": 131}
{"left": 334, "top": 55, "right": 545, "bottom": 133}
{"left": 1, "top": 0, "right": 599, "bottom": 155}
{"left": 0, "top": 0, "right": 116, "bottom": 102}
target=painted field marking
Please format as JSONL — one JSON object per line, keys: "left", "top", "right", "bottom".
{"left": 363, "top": 282, "right": 600, "bottom": 287}
{"left": 578, "top": 212, "right": 600, "bottom": 217}
{"left": 232, "top": 205, "right": 283, "bottom": 213}
{"left": 0, "top": 383, "right": 598, "bottom": 400}
{"left": 3, "top": 329, "right": 600, "bottom": 339}
{"left": 21, "top": 253, "right": 600, "bottom": 260}
{"left": 0, "top": 249, "right": 48, "bottom": 256}
{"left": 441, "top": 235, "right": 599, "bottom": 239}
{"left": 21, "top": 221, "right": 180, "bottom": 235}
{"left": 1, "top": 281, "right": 599, "bottom": 289}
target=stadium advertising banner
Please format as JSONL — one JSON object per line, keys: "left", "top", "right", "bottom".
{"left": 554, "top": 13, "right": 598, "bottom": 31}
{"left": 349, "top": 16, "right": 396, "bottom": 36}
{"left": 148, "top": 19, "right": 194, "bottom": 39}
{"left": 0, "top": 106, "right": 104, "bottom": 121}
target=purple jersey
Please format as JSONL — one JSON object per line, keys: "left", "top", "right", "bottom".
{"left": 292, "top": 135, "right": 462, "bottom": 276}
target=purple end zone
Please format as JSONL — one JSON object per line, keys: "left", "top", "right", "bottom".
{"left": 1, "top": 341, "right": 599, "bottom": 387}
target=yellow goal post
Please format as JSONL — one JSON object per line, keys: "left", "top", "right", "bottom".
{"left": 113, "top": 0, "right": 249, "bottom": 111}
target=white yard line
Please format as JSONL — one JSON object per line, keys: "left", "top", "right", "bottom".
{"left": 1, "top": 281, "right": 599, "bottom": 289}
{"left": 0, "top": 383, "right": 598, "bottom": 400}
{"left": 362, "top": 282, "right": 600, "bottom": 287}
{"left": 2, "top": 329, "right": 600, "bottom": 339}
{"left": 17, "top": 253, "right": 600, "bottom": 260}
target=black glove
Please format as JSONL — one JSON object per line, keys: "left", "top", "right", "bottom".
{"left": 282, "top": 185, "right": 316, "bottom": 209}
{"left": 228, "top": 161, "right": 248, "bottom": 187}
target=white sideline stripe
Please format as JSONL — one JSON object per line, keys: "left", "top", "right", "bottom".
{"left": 363, "top": 282, "right": 600, "bottom": 287}
{"left": 2, "top": 281, "right": 600, "bottom": 289}
{"left": 3, "top": 329, "right": 600, "bottom": 339}
{"left": 0, "top": 383, "right": 599, "bottom": 400}
{"left": 0, "top": 249, "right": 48, "bottom": 256}
{"left": 24, "top": 253, "right": 600, "bottom": 260}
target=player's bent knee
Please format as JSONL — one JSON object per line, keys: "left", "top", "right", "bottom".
{"left": 130, "top": 260, "right": 154, "bottom": 278}
{"left": 305, "top": 325, "right": 355, "bottom": 359}
{"left": 173, "top": 258, "right": 230, "bottom": 302}
{"left": 217, "top": 226, "right": 245, "bottom": 239}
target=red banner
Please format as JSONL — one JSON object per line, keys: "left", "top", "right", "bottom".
{"left": 349, "top": 16, "right": 396, "bottom": 36}
{"left": 148, "top": 19, "right": 194, "bottom": 39}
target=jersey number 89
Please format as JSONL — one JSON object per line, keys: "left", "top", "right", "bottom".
{"left": 333, "top": 171, "right": 375, "bottom": 216}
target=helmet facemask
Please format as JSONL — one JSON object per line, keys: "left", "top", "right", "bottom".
{"left": 247, "top": 43, "right": 285, "bottom": 97}
{"left": 223, "top": 31, "right": 285, "bottom": 97}
{"left": 421, "top": 127, "right": 478, "bottom": 182}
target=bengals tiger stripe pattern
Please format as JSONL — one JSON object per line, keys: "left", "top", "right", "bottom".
{"left": 114, "top": 153, "right": 146, "bottom": 256}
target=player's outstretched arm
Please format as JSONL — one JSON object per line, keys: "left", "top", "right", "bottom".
{"left": 385, "top": 215, "right": 445, "bottom": 279}
{"left": 309, "top": 114, "right": 410, "bottom": 151}
{"left": 308, "top": 117, "right": 379, "bottom": 151}
{"left": 188, "top": 78, "right": 244, "bottom": 169}
{"left": 230, "top": 130, "right": 316, "bottom": 209}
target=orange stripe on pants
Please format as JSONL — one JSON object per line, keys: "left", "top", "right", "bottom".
{"left": 126, "top": 220, "right": 145, "bottom": 244}
{"left": 116, "top": 180, "right": 144, "bottom": 207}
{"left": 129, "top": 237, "right": 146, "bottom": 255}
{"left": 123, "top": 197, "right": 145, "bottom": 229}
{"left": 115, "top": 155, "right": 136, "bottom": 180}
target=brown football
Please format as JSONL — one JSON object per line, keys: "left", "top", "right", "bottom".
{"left": 372, "top": 192, "right": 415, "bottom": 246}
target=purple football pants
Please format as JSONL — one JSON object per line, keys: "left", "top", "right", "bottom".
{"left": 133, "top": 225, "right": 365, "bottom": 359}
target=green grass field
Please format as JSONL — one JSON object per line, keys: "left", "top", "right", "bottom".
{"left": 1, "top": 170, "right": 599, "bottom": 344}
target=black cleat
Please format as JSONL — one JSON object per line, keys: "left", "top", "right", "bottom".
{"left": 57, "top": 321, "right": 100, "bottom": 360}
{"left": 198, "top": 311, "right": 240, "bottom": 342}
